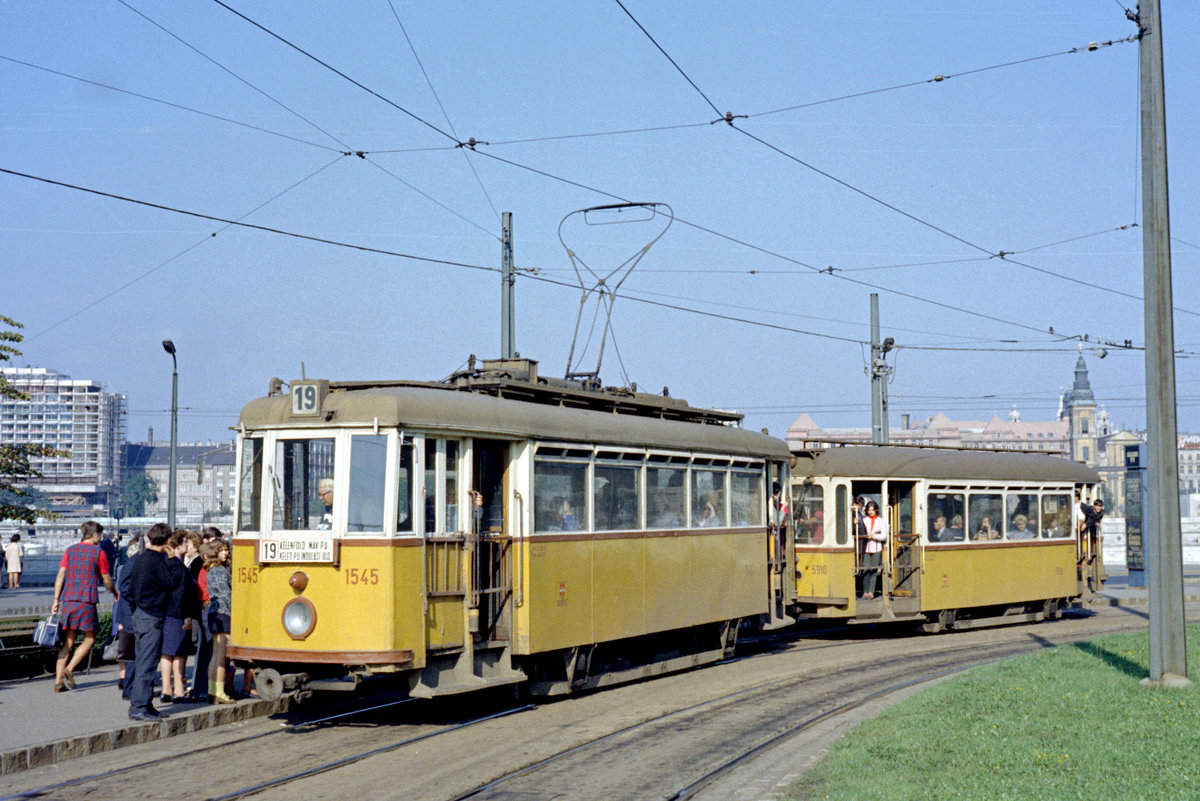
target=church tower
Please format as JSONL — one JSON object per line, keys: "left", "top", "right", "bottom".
{"left": 1063, "top": 353, "right": 1098, "bottom": 465}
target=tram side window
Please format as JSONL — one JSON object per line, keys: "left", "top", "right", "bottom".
{"left": 647, "top": 467, "right": 686, "bottom": 529}
{"left": 396, "top": 441, "right": 414, "bottom": 532}
{"left": 274, "top": 438, "right": 335, "bottom": 531}
{"left": 424, "top": 440, "right": 461, "bottom": 534}
{"left": 594, "top": 464, "right": 640, "bottom": 531}
{"left": 534, "top": 459, "right": 588, "bottom": 532}
{"left": 1006, "top": 493, "right": 1039, "bottom": 540}
{"left": 730, "top": 470, "right": 763, "bottom": 527}
{"left": 793, "top": 484, "right": 824, "bottom": 544}
{"left": 238, "top": 437, "right": 263, "bottom": 532}
{"left": 927, "top": 493, "right": 965, "bottom": 542}
{"left": 692, "top": 468, "right": 727, "bottom": 528}
{"left": 347, "top": 434, "right": 386, "bottom": 532}
{"left": 969, "top": 493, "right": 1003, "bottom": 541}
{"left": 1041, "top": 493, "right": 1073, "bottom": 538}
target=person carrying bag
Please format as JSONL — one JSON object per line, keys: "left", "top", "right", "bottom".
{"left": 34, "top": 613, "right": 60, "bottom": 649}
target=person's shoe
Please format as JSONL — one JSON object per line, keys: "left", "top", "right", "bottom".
{"left": 160, "top": 692, "right": 173, "bottom": 704}
{"left": 54, "top": 682, "right": 67, "bottom": 693}
{"left": 172, "top": 695, "right": 190, "bottom": 703}
{"left": 117, "top": 677, "right": 125, "bottom": 691}
{"left": 62, "top": 670, "right": 76, "bottom": 690}
{"left": 128, "top": 710, "right": 159, "bottom": 723}
{"left": 143, "top": 704, "right": 164, "bottom": 718}
{"left": 211, "top": 688, "right": 235, "bottom": 705}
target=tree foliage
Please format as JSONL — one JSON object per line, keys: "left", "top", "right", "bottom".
{"left": 0, "top": 315, "right": 67, "bottom": 523}
{"left": 122, "top": 472, "right": 159, "bottom": 516}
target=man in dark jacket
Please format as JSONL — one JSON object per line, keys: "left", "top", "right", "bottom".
{"left": 126, "top": 522, "right": 183, "bottom": 721}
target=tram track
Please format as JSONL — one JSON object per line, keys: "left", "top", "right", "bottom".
{"left": 443, "top": 617, "right": 1137, "bottom": 801}
{"left": 0, "top": 607, "right": 1147, "bottom": 801}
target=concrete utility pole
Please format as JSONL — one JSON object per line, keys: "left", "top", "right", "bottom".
{"left": 869, "top": 294, "right": 893, "bottom": 444}
{"left": 500, "top": 212, "right": 516, "bottom": 359}
{"left": 1137, "top": 0, "right": 1189, "bottom": 688}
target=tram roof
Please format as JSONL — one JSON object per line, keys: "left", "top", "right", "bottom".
{"left": 238, "top": 379, "right": 789, "bottom": 460}
{"left": 790, "top": 445, "right": 1100, "bottom": 484}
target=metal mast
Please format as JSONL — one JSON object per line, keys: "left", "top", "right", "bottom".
{"left": 870, "top": 294, "right": 893, "bottom": 444}
{"left": 501, "top": 212, "right": 515, "bottom": 359}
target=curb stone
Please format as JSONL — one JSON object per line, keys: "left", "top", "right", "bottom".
{"left": 0, "top": 695, "right": 293, "bottom": 776}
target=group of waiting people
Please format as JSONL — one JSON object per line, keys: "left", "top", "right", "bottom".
{"left": 50, "top": 520, "right": 246, "bottom": 723}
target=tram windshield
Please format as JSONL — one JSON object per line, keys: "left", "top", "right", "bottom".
{"left": 273, "top": 437, "right": 336, "bottom": 531}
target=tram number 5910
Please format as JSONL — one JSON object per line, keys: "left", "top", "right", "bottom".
{"left": 292, "top": 384, "right": 320, "bottom": 416}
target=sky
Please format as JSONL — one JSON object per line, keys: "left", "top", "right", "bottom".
{"left": 3, "top": 1, "right": 1198, "bottom": 446}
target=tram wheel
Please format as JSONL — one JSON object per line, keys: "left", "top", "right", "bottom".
{"left": 1042, "top": 598, "right": 1060, "bottom": 621}
{"left": 254, "top": 667, "right": 284, "bottom": 702}
{"left": 922, "top": 608, "right": 956, "bottom": 634}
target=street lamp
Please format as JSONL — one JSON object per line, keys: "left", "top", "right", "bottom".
{"left": 162, "top": 340, "right": 178, "bottom": 529}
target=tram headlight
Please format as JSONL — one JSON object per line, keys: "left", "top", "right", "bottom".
{"left": 282, "top": 598, "right": 317, "bottom": 640}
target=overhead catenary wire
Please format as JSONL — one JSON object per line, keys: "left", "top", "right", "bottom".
{"left": 5, "top": 166, "right": 1170, "bottom": 359}
{"left": 0, "top": 55, "right": 343, "bottom": 154}
{"left": 24, "top": 155, "right": 349, "bottom": 341}
{"left": 613, "top": 0, "right": 722, "bottom": 118}
{"left": 387, "top": 1, "right": 502, "bottom": 225}
{"left": 116, "top": 0, "right": 352, "bottom": 152}
{"left": 210, "top": 0, "right": 458, "bottom": 145}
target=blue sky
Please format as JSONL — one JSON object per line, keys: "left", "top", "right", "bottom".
{"left": 3, "top": 1, "right": 1197, "bottom": 444}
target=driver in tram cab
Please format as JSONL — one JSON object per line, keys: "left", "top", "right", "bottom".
{"left": 317, "top": 478, "right": 334, "bottom": 530}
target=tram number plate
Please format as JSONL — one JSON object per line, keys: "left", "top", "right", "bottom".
{"left": 259, "top": 537, "right": 334, "bottom": 563}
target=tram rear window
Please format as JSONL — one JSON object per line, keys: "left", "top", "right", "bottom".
{"left": 273, "top": 438, "right": 335, "bottom": 531}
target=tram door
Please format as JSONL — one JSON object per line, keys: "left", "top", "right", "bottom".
{"left": 888, "top": 481, "right": 922, "bottom": 610}
{"left": 472, "top": 440, "right": 511, "bottom": 642}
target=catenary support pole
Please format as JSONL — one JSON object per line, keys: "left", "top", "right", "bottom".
{"left": 870, "top": 294, "right": 890, "bottom": 444}
{"left": 501, "top": 212, "right": 515, "bottom": 359}
{"left": 1138, "top": 0, "right": 1189, "bottom": 687}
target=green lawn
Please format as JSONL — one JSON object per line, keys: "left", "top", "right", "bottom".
{"left": 788, "top": 626, "right": 1200, "bottom": 801}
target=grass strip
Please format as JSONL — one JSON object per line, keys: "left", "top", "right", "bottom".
{"left": 789, "top": 626, "right": 1200, "bottom": 801}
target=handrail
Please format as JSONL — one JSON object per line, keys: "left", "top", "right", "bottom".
{"left": 513, "top": 489, "right": 524, "bottom": 607}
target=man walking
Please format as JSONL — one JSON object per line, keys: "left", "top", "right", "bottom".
{"left": 51, "top": 521, "right": 117, "bottom": 692}
{"left": 126, "top": 523, "right": 182, "bottom": 721}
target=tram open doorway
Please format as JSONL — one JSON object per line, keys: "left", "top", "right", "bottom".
{"left": 850, "top": 480, "right": 922, "bottom": 615}
{"left": 471, "top": 439, "right": 512, "bottom": 643}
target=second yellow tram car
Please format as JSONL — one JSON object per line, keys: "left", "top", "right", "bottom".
{"left": 789, "top": 445, "right": 1103, "bottom": 631}
{"left": 227, "top": 358, "right": 792, "bottom": 699}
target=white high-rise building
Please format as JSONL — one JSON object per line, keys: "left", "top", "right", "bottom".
{"left": 0, "top": 367, "right": 126, "bottom": 510}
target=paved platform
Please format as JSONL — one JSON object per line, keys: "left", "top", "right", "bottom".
{"left": 0, "top": 572, "right": 1197, "bottom": 778}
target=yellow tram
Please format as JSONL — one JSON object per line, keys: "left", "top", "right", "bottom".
{"left": 788, "top": 445, "right": 1104, "bottom": 632}
{"left": 228, "top": 358, "right": 792, "bottom": 699}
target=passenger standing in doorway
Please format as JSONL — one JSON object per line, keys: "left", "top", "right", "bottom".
{"left": 861, "top": 500, "right": 887, "bottom": 600}
{"left": 1079, "top": 495, "right": 1105, "bottom": 536}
